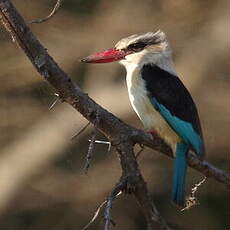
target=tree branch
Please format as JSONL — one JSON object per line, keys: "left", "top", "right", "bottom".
{"left": 29, "top": 0, "right": 63, "bottom": 24}
{"left": 116, "top": 142, "right": 172, "bottom": 230}
{"left": 0, "top": 0, "right": 229, "bottom": 229}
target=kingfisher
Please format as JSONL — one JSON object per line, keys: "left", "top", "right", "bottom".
{"left": 81, "top": 30, "right": 205, "bottom": 207}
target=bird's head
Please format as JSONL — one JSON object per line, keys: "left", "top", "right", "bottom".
{"left": 81, "top": 30, "right": 172, "bottom": 68}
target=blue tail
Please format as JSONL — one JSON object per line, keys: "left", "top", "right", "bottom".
{"left": 172, "top": 142, "right": 189, "bottom": 207}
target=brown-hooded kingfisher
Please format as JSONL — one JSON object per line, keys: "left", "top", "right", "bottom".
{"left": 81, "top": 30, "right": 205, "bottom": 207}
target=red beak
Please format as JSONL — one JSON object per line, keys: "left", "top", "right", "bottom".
{"left": 81, "top": 48, "right": 126, "bottom": 63}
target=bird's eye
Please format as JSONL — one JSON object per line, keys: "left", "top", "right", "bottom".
{"left": 127, "top": 42, "right": 146, "bottom": 52}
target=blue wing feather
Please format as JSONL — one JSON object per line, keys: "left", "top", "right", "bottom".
{"left": 150, "top": 97, "right": 204, "bottom": 155}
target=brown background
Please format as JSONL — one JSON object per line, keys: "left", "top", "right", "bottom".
{"left": 0, "top": 0, "right": 230, "bottom": 229}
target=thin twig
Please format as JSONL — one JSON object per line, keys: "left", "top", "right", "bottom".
{"left": 71, "top": 122, "right": 90, "bottom": 140}
{"left": 104, "top": 182, "right": 126, "bottom": 230}
{"left": 29, "top": 0, "right": 63, "bottom": 24}
{"left": 81, "top": 201, "right": 106, "bottom": 230}
{"left": 181, "top": 177, "right": 207, "bottom": 211}
{"left": 83, "top": 110, "right": 102, "bottom": 173}
{"left": 81, "top": 191, "right": 122, "bottom": 230}
{"left": 84, "top": 128, "right": 97, "bottom": 174}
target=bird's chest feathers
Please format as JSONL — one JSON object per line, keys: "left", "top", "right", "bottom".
{"left": 126, "top": 66, "right": 161, "bottom": 128}
{"left": 125, "top": 65, "right": 180, "bottom": 146}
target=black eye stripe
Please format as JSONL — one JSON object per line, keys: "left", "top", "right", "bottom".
{"left": 127, "top": 42, "right": 146, "bottom": 51}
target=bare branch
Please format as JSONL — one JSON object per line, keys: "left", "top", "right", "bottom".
{"left": 104, "top": 182, "right": 124, "bottom": 230}
{"left": 29, "top": 0, "right": 63, "bottom": 24}
{"left": 84, "top": 128, "right": 97, "bottom": 174}
{"left": 116, "top": 143, "right": 172, "bottom": 230}
{"left": 84, "top": 110, "right": 100, "bottom": 173}
{"left": 82, "top": 190, "right": 122, "bottom": 230}
{"left": 139, "top": 133, "right": 230, "bottom": 188}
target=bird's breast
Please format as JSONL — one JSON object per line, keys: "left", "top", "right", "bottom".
{"left": 126, "top": 66, "right": 181, "bottom": 148}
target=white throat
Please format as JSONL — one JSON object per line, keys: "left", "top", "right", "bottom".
{"left": 120, "top": 50, "right": 177, "bottom": 76}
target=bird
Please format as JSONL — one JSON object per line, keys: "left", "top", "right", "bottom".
{"left": 81, "top": 30, "right": 205, "bottom": 207}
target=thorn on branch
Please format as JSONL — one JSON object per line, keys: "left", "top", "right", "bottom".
{"left": 135, "top": 144, "right": 145, "bottom": 159}
{"left": 88, "top": 140, "right": 112, "bottom": 154}
{"left": 71, "top": 122, "right": 90, "bottom": 140}
{"left": 49, "top": 93, "right": 60, "bottom": 110}
{"left": 181, "top": 177, "right": 207, "bottom": 211}
{"left": 29, "top": 0, "right": 63, "bottom": 24}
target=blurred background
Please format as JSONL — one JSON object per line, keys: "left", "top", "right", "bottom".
{"left": 0, "top": 0, "right": 230, "bottom": 229}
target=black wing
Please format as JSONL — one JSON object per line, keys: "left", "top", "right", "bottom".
{"left": 141, "top": 64, "right": 205, "bottom": 154}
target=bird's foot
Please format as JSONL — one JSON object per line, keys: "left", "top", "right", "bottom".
{"left": 146, "top": 129, "right": 159, "bottom": 139}
{"left": 121, "top": 175, "right": 137, "bottom": 194}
